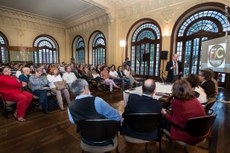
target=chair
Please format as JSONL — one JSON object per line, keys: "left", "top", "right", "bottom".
{"left": 77, "top": 119, "right": 120, "bottom": 153}
{"left": 204, "top": 98, "right": 217, "bottom": 115}
{"left": 122, "top": 113, "right": 162, "bottom": 153}
{"left": 164, "top": 114, "right": 216, "bottom": 153}
{"left": 0, "top": 93, "right": 16, "bottom": 119}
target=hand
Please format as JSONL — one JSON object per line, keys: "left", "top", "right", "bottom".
{"left": 22, "top": 82, "right": 27, "bottom": 87}
{"left": 161, "top": 108, "right": 167, "bottom": 115}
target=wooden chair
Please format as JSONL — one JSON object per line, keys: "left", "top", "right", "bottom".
{"left": 0, "top": 93, "right": 16, "bottom": 119}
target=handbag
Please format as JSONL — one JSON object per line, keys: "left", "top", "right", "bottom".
{"left": 54, "top": 81, "right": 67, "bottom": 90}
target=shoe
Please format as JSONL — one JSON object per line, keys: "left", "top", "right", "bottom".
{"left": 43, "top": 110, "right": 50, "bottom": 114}
{"left": 110, "top": 91, "right": 113, "bottom": 94}
{"left": 17, "top": 117, "right": 26, "bottom": 122}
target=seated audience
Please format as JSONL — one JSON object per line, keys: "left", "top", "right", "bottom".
{"left": 47, "top": 66, "right": 70, "bottom": 110}
{"left": 0, "top": 67, "right": 33, "bottom": 122}
{"left": 19, "top": 67, "right": 31, "bottom": 92}
{"left": 100, "top": 66, "right": 119, "bottom": 93}
{"left": 204, "top": 68, "right": 218, "bottom": 96}
{"left": 29, "top": 68, "right": 49, "bottom": 114}
{"left": 109, "top": 65, "right": 126, "bottom": 90}
{"left": 68, "top": 79, "right": 121, "bottom": 123}
{"left": 62, "top": 65, "right": 77, "bottom": 88}
{"left": 161, "top": 79, "right": 206, "bottom": 145}
{"left": 121, "top": 79, "right": 163, "bottom": 140}
{"left": 199, "top": 70, "right": 216, "bottom": 98}
{"left": 117, "top": 66, "right": 131, "bottom": 87}
{"left": 186, "top": 74, "right": 208, "bottom": 104}
{"left": 15, "top": 64, "right": 23, "bottom": 78}
{"left": 123, "top": 65, "right": 138, "bottom": 86}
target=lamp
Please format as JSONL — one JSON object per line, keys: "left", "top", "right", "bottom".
{"left": 120, "top": 40, "right": 126, "bottom": 63}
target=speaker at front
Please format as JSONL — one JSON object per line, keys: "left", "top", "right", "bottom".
{"left": 161, "top": 51, "right": 168, "bottom": 60}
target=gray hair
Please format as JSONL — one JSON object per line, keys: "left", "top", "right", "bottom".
{"left": 71, "top": 79, "right": 89, "bottom": 96}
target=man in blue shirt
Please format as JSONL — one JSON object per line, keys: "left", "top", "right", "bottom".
{"left": 68, "top": 79, "right": 121, "bottom": 124}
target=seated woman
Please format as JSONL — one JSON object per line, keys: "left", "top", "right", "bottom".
{"left": 186, "top": 74, "right": 208, "bottom": 104}
{"left": 29, "top": 68, "right": 49, "bottom": 114}
{"left": 123, "top": 65, "right": 138, "bottom": 87}
{"left": 0, "top": 67, "right": 33, "bottom": 121}
{"left": 19, "top": 67, "right": 31, "bottom": 92}
{"left": 47, "top": 66, "right": 70, "bottom": 110}
{"left": 161, "top": 79, "right": 206, "bottom": 145}
{"left": 100, "top": 66, "right": 119, "bottom": 93}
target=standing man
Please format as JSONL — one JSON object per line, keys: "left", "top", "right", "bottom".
{"left": 166, "top": 54, "right": 182, "bottom": 82}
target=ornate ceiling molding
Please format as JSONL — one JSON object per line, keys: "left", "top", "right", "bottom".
{"left": 0, "top": 6, "right": 65, "bottom": 29}
{"left": 67, "top": 14, "right": 108, "bottom": 33}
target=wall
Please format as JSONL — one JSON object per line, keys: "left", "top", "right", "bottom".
{"left": 0, "top": 7, "right": 67, "bottom": 63}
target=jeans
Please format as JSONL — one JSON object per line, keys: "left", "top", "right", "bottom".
{"left": 33, "top": 90, "right": 48, "bottom": 112}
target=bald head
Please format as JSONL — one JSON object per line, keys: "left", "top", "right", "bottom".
{"left": 142, "top": 79, "right": 156, "bottom": 95}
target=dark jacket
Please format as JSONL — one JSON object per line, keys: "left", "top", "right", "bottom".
{"left": 121, "top": 94, "right": 163, "bottom": 140}
{"left": 166, "top": 60, "right": 182, "bottom": 82}
{"left": 201, "top": 80, "right": 216, "bottom": 98}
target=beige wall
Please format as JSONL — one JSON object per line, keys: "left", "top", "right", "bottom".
{"left": 0, "top": 0, "right": 230, "bottom": 70}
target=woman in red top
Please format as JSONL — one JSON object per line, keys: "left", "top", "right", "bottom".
{"left": 0, "top": 67, "right": 33, "bottom": 122}
{"left": 161, "top": 79, "right": 206, "bottom": 145}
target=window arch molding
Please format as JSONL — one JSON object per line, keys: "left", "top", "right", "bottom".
{"left": 0, "top": 31, "right": 9, "bottom": 63}
{"left": 88, "top": 30, "right": 106, "bottom": 65}
{"left": 33, "top": 34, "right": 59, "bottom": 64}
{"left": 72, "top": 35, "right": 85, "bottom": 64}
{"left": 170, "top": 2, "right": 230, "bottom": 76}
{"left": 126, "top": 18, "right": 162, "bottom": 78}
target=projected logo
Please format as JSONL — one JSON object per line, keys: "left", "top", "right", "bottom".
{"left": 208, "top": 43, "right": 226, "bottom": 68}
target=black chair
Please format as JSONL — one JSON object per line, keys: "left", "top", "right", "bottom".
{"left": 122, "top": 113, "right": 162, "bottom": 153}
{"left": 0, "top": 93, "right": 16, "bottom": 119}
{"left": 204, "top": 98, "right": 217, "bottom": 115}
{"left": 77, "top": 119, "right": 120, "bottom": 153}
{"left": 164, "top": 114, "right": 216, "bottom": 153}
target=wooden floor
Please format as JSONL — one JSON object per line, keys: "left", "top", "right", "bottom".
{"left": 0, "top": 88, "right": 229, "bottom": 153}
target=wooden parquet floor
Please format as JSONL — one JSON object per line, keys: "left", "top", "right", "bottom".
{"left": 0, "top": 88, "right": 229, "bottom": 153}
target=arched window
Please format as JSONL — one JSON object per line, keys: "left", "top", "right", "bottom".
{"left": 0, "top": 32, "right": 9, "bottom": 63}
{"left": 130, "top": 22, "right": 162, "bottom": 77}
{"left": 92, "top": 33, "right": 106, "bottom": 65}
{"left": 73, "top": 36, "right": 85, "bottom": 64}
{"left": 172, "top": 3, "right": 230, "bottom": 76}
{"left": 33, "top": 35, "right": 59, "bottom": 64}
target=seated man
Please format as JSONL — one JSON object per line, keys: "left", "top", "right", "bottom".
{"left": 68, "top": 79, "right": 121, "bottom": 123}
{"left": 121, "top": 79, "right": 163, "bottom": 140}
{"left": 199, "top": 70, "right": 216, "bottom": 98}
{"left": 62, "top": 65, "right": 77, "bottom": 88}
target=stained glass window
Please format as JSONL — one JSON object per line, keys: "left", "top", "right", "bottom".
{"left": 74, "top": 36, "right": 85, "bottom": 64}
{"left": 0, "top": 32, "right": 9, "bottom": 63}
{"left": 33, "top": 36, "right": 58, "bottom": 64}
{"left": 131, "top": 22, "right": 161, "bottom": 77}
{"left": 92, "top": 33, "right": 106, "bottom": 65}
{"left": 175, "top": 9, "right": 230, "bottom": 76}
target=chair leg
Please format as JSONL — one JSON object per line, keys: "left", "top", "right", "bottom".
{"left": 184, "top": 146, "right": 189, "bottom": 153}
{"left": 145, "top": 143, "right": 149, "bottom": 153}
{"left": 81, "top": 150, "right": 84, "bottom": 153}
{"left": 159, "top": 140, "right": 161, "bottom": 153}
{"left": 116, "top": 146, "right": 119, "bottom": 153}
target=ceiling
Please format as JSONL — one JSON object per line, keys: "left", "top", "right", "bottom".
{"left": 0, "top": 0, "right": 105, "bottom": 21}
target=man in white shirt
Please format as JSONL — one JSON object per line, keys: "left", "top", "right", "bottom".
{"left": 62, "top": 65, "right": 77, "bottom": 88}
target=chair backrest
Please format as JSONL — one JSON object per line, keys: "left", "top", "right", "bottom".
{"left": 184, "top": 114, "right": 216, "bottom": 137}
{"left": 125, "top": 113, "right": 161, "bottom": 133}
{"left": 77, "top": 119, "right": 120, "bottom": 142}
{"left": 204, "top": 98, "right": 217, "bottom": 114}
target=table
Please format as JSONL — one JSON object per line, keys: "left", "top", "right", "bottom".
{"left": 123, "top": 82, "right": 173, "bottom": 106}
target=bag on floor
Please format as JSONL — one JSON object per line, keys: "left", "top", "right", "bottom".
{"left": 48, "top": 95, "right": 58, "bottom": 111}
